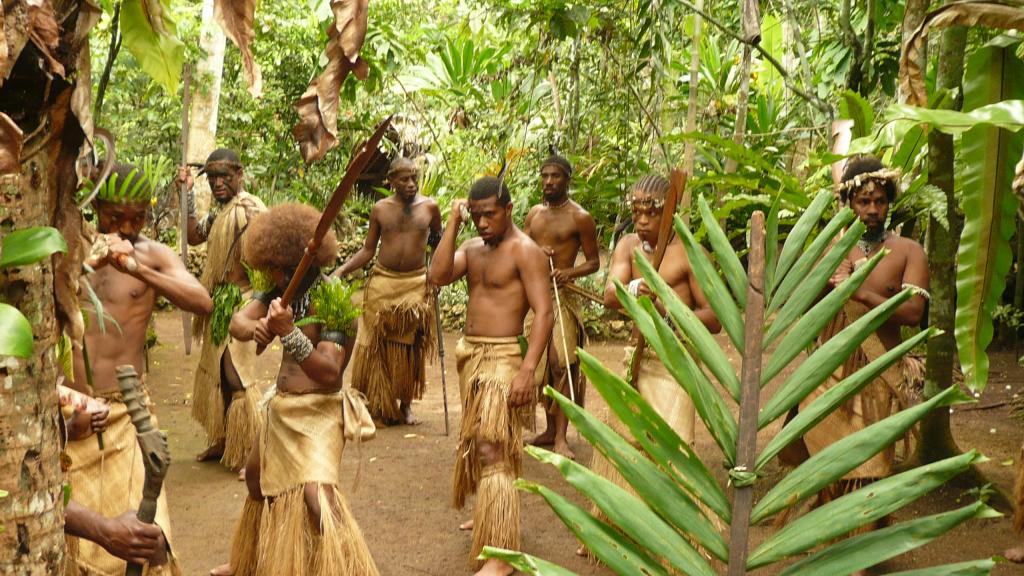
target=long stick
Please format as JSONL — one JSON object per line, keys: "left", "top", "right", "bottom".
{"left": 256, "top": 116, "right": 393, "bottom": 354}
{"left": 433, "top": 294, "right": 450, "bottom": 436}
{"left": 549, "top": 257, "right": 576, "bottom": 404}
{"left": 179, "top": 65, "right": 192, "bottom": 355}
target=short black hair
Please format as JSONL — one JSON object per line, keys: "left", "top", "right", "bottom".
{"left": 469, "top": 176, "right": 511, "bottom": 207}
{"left": 205, "top": 148, "right": 243, "bottom": 167}
{"left": 841, "top": 155, "right": 896, "bottom": 203}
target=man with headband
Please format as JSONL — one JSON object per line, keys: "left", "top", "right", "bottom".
{"left": 578, "top": 173, "right": 721, "bottom": 557}
{"left": 177, "top": 149, "right": 268, "bottom": 474}
{"left": 334, "top": 157, "right": 442, "bottom": 425}
{"left": 793, "top": 155, "right": 929, "bottom": 539}
{"left": 523, "top": 152, "right": 599, "bottom": 459}
{"left": 66, "top": 163, "right": 212, "bottom": 574}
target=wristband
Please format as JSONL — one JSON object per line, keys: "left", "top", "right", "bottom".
{"left": 628, "top": 278, "right": 644, "bottom": 297}
{"left": 186, "top": 190, "right": 197, "bottom": 218}
{"left": 281, "top": 327, "right": 314, "bottom": 363}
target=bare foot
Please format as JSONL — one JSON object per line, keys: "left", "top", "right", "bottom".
{"left": 459, "top": 519, "right": 474, "bottom": 531}
{"left": 209, "top": 562, "right": 232, "bottom": 575}
{"left": 400, "top": 404, "right": 420, "bottom": 426}
{"left": 237, "top": 467, "right": 246, "bottom": 482}
{"left": 1005, "top": 544, "right": 1024, "bottom": 563}
{"left": 529, "top": 430, "right": 556, "bottom": 447}
{"left": 553, "top": 440, "right": 576, "bottom": 461}
{"left": 196, "top": 442, "right": 224, "bottom": 462}
{"left": 474, "top": 558, "right": 513, "bottom": 576}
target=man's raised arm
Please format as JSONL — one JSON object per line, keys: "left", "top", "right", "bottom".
{"left": 428, "top": 199, "right": 469, "bottom": 287}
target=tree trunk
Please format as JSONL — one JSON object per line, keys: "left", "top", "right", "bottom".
{"left": 917, "top": 25, "right": 967, "bottom": 464}
{"left": 0, "top": 0, "right": 94, "bottom": 571}
{"left": 681, "top": 0, "right": 703, "bottom": 225}
{"left": 187, "top": 0, "right": 227, "bottom": 213}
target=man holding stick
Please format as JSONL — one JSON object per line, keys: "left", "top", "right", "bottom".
{"left": 429, "top": 176, "right": 553, "bottom": 576}
{"left": 177, "top": 149, "right": 267, "bottom": 473}
{"left": 67, "top": 163, "right": 213, "bottom": 574}
{"left": 523, "top": 153, "right": 599, "bottom": 459}
{"left": 334, "top": 157, "right": 442, "bottom": 425}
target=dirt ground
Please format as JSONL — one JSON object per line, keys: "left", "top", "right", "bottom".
{"left": 144, "top": 311, "right": 1024, "bottom": 575}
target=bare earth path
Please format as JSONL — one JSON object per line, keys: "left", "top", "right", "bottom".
{"left": 144, "top": 311, "right": 1022, "bottom": 575}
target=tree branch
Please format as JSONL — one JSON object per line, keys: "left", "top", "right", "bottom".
{"left": 94, "top": 2, "right": 122, "bottom": 124}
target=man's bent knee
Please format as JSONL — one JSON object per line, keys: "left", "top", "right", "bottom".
{"left": 476, "top": 440, "right": 504, "bottom": 467}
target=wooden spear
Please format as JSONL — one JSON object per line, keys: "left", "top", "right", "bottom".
{"left": 179, "top": 65, "right": 192, "bottom": 355}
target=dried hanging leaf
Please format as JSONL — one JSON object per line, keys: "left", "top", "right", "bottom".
{"left": 292, "top": 0, "right": 370, "bottom": 164}
{"left": 900, "top": 1, "right": 1024, "bottom": 107}
{"left": 214, "top": 0, "right": 262, "bottom": 98}
{"left": 0, "top": 3, "right": 8, "bottom": 83}
{"left": 26, "top": 0, "right": 65, "bottom": 77}
{"left": 0, "top": 112, "right": 23, "bottom": 176}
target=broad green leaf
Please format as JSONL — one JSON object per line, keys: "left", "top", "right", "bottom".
{"left": 548, "top": 387, "right": 729, "bottom": 560}
{"left": 0, "top": 226, "right": 67, "bottom": 268}
{"left": 748, "top": 451, "right": 985, "bottom": 568}
{"left": 764, "top": 194, "right": 781, "bottom": 295}
{"left": 578, "top": 351, "right": 731, "bottom": 523}
{"left": 514, "top": 480, "right": 668, "bottom": 575}
{"left": 773, "top": 190, "right": 832, "bottom": 295}
{"left": 884, "top": 100, "right": 1024, "bottom": 136}
{"left": 752, "top": 386, "right": 967, "bottom": 523}
{"left": 955, "top": 36, "right": 1024, "bottom": 392}
{"left": 782, "top": 501, "right": 998, "bottom": 575}
{"left": 891, "top": 124, "right": 927, "bottom": 172}
{"left": 671, "top": 221, "right": 744, "bottom": 352}
{"left": 757, "top": 327, "right": 938, "bottom": 471}
{"left": 763, "top": 249, "right": 886, "bottom": 384}
{"left": 759, "top": 289, "right": 914, "bottom": 428}
{"left": 840, "top": 89, "right": 875, "bottom": 138}
{"left": 755, "top": 13, "right": 783, "bottom": 96}
{"left": 697, "top": 195, "right": 747, "bottom": 308}
{"left": 767, "top": 209, "right": 858, "bottom": 317}
{"left": 478, "top": 548, "right": 579, "bottom": 576}
{"left": 120, "top": 0, "right": 186, "bottom": 93}
{"left": 885, "top": 559, "right": 996, "bottom": 576}
{"left": 634, "top": 253, "right": 739, "bottom": 401}
{"left": 616, "top": 282, "right": 739, "bottom": 463}
{"left": 527, "top": 446, "right": 716, "bottom": 576}
{"left": 0, "top": 303, "right": 33, "bottom": 358}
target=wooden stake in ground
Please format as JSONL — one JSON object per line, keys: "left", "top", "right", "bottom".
{"left": 727, "top": 211, "right": 766, "bottom": 575}
{"left": 179, "top": 64, "right": 192, "bottom": 355}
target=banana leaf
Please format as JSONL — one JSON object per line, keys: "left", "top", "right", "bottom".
{"left": 758, "top": 288, "right": 914, "bottom": 428}
{"left": 773, "top": 190, "right": 832, "bottom": 296}
{"left": 747, "top": 451, "right": 985, "bottom": 568}
{"left": 578, "top": 350, "right": 731, "bottom": 523}
{"left": 514, "top": 480, "right": 668, "bottom": 575}
{"left": 764, "top": 194, "right": 781, "bottom": 295}
{"left": 634, "top": 253, "right": 739, "bottom": 401}
{"left": 478, "top": 548, "right": 579, "bottom": 576}
{"left": 526, "top": 446, "right": 716, "bottom": 576}
{"left": 757, "top": 327, "right": 938, "bottom": 471}
{"left": 697, "top": 195, "right": 747, "bottom": 307}
{"left": 547, "top": 387, "right": 729, "bottom": 560}
{"left": 781, "top": 501, "right": 998, "bottom": 576}
{"left": 767, "top": 209, "right": 858, "bottom": 317}
{"left": 752, "top": 386, "right": 968, "bottom": 523}
{"left": 120, "top": 0, "right": 186, "bottom": 93}
{"left": 884, "top": 559, "right": 996, "bottom": 576}
{"left": 955, "top": 35, "right": 1024, "bottom": 392}
{"left": 0, "top": 303, "right": 33, "bottom": 358}
{"left": 762, "top": 248, "right": 885, "bottom": 383}
{"left": 616, "top": 281, "right": 739, "bottom": 463}
{"left": 672, "top": 219, "right": 744, "bottom": 352}
{"left": 0, "top": 226, "right": 67, "bottom": 268}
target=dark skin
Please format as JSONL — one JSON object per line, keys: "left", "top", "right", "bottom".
{"left": 828, "top": 187, "right": 929, "bottom": 351}
{"left": 522, "top": 165, "right": 600, "bottom": 458}
{"left": 69, "top": 200, "right": 210, "bottom": 567}
{"left": 65, "top": 503, "right": 167, "bottom": 566}
{"left": 429, "top": 194, "right": 552, "bottom": 576}
{"left": 604, "top": 191, "right": 720, "bottom": 334}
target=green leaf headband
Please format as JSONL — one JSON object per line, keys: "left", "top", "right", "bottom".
{"left": 94, "top": 168, "right": 154, "bottom": 204}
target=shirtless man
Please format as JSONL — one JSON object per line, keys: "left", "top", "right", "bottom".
{"left": 335, "top": 157, "right": 442, "bottom": 424}
{"left": 215, "top": 202, "right": 378, "bottom": 575}
{"left": 429, "top": 176, "right": 553, "bottom": 576}
{"left": 523, "top": 154, "right": 599, "bottom": 459}
{"left": 177, "top": 149, "right": 267, "bottom": 470}
{"left": 67, "top": 163, "right": 213, "bottom": 574}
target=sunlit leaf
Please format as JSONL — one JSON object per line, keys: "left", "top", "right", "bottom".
{"left": 119, "top": 0, "right": 185, "bottom": 93}
{"left": 0, "top": 303, "right": 33, "bottom": 358}
{"left": 0, "top": 226, "right": 67, "bottom": 268}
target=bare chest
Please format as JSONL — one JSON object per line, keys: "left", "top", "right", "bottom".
{"left": 467, "top": 246, "right": 519, "bottom": 289}
{"left": 858, "top": 250, "right": 908, "bottom": 297}
{"left": 530, "top": 211, "right": 579, "bottom": 247}
{"left": 378, "top": 205, "right": 432, "bottom": 235}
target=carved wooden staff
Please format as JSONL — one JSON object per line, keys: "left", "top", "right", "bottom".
{"left": 256, "top": 116, "right": 393, "bottom": 355}
{"left": 116, "top": 365, "right": 170, "bottom": 576}
{"left": 628, "top": 169, "right": 686, "bottom": 387}
{"left": 179, "top": 65, "right": 192, "bottom": 355}
{"left": 433, "top": 292, "right": 450, "bottom": 436}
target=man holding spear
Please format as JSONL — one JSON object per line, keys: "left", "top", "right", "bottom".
{"left": 177, "top": 149, "right": 267, "bottom": 474}
{"left": 523, "top": 152, "right": 600, "bottom": 459}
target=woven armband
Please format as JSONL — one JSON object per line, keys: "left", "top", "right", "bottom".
{"left": 281, "top": 327, "right": 314, "bottom": 363}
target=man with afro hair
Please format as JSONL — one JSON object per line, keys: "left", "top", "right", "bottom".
{"left": 429, "top": 176, "right": 553, "bottom": 576}
{"left": 212, "top": 203, "right": 379, "bottom": 576}
{"left": 177, "top": 148, "right": 269, "bottom": 475}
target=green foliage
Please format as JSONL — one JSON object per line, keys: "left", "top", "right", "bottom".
{"left": 91, "top": 165, "right": 157, "bottom": 204}
{"left": 244, "top": 264, "right": 275, "bottom": 295}
{"left": 295, "top": 276, "right": 362, "bottom": 336}
{"left": 0, "top": 227, "right": 68, "bottom": 358}
{"left": 955, "top": 36, "right": 1024, "bottom": 391}
{"left": 210, "top": 283, "right": 243, "bottom": 346}
{"left": 0, "top": 304, "right": 34, "bottom": 359}
{"left": 119, "top": 0, "right": 186, "bottom": 93}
